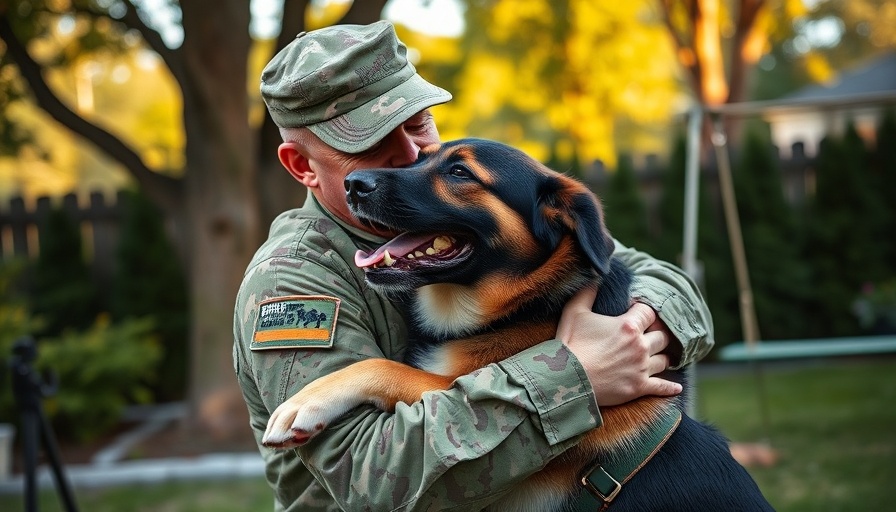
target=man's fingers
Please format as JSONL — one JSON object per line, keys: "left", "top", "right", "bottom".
{"left": 648, "top": 353, "right": 670, "bottom": 376}
{"left": 645, "top": 377, "right": 683, "bottom": 397}
{"left": 627, "top": 302, "right": 658, "bottom": 332}
{"left": 644, "top": 329, "right": 670, "bottom": 357}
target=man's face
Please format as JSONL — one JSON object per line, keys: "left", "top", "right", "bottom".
{"left": 306, "top": 110, "right": 440, "bottom": 237}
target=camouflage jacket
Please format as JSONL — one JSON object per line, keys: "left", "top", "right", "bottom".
{"left": 232, "top": 194, "right": 713, "bottom": 511}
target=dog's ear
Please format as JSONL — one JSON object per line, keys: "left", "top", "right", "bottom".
{"left": 534, "top": 177, "right": 614, "bottom": 275}
{"left": 568, "top": 192, "right": 615, "bottom": 275}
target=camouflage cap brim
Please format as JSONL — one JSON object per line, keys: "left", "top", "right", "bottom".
{"left": 307, "top": 73, "right": 452, "bottom": 154}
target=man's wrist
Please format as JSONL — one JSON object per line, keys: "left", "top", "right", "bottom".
{"left": 498, "top": 339, "right": 602, "bottom": 446}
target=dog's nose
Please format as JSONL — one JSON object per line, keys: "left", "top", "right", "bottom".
{"left": 345, "top": 174, "right": 377, "bottom": 207}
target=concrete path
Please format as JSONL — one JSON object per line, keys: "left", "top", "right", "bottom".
{"left": 0, "top": 402, "right": 265, "bottom": 494}
{"left": 0, "top": 452, "right": 264, "bottom": 493}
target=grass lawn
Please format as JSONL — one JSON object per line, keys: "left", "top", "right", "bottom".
{"left": 1, "top": 358, "right": 893, "bottom": 511}
{"left": 0, "top": 478, "right": 273, "bottom": 512}
{"left": 696, "top": 357, "right": 896, "bottom": 511}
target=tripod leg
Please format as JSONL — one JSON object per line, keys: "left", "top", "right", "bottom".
{"left": 21, "top": 409, "right": 39, "bottom": 512}
{"left": 37, "top": 406, "right": 79, "bottom": 512}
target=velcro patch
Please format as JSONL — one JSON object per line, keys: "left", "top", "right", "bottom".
{"left": 250, "top": 295, "right": 340, "bottom": 351}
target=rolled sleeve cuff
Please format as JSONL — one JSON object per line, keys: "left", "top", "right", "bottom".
{"left": 630, "top": 280, "right": 713, "bottom": 368}
{"left": 497, "top": 339, "right": 601, "bottom": 446}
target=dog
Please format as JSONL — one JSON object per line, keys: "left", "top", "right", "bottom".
{"left": 262, "top": 139, "right": 773, "bottom": 511}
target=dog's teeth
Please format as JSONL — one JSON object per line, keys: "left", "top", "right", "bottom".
{"left": 425, "top": 247, "right": 436, "bottom": 255}
{"left": 414, "top": 251, "right": 425, "bottom": 257}
{"left": 383, "top": 250, "right": 395, "bottom": 266}
{"left": 432, "top": 236, "right": 452, "bottom": 251}
{"left": 407, "top": 253, "right": 415, "bottom": 259}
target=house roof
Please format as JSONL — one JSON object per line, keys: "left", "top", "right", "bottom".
{"left": 782, "top": 52, "right": 896, "bottom": 101}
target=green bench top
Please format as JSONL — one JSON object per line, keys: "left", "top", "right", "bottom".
{"left": 718, "top": 335, "right": 896, "bottom": 361}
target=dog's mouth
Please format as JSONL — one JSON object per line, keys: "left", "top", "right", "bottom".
{"left": 355, "top": 232, "right": 472, "bottom": 272}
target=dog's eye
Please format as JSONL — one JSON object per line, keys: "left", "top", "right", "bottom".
{"left": 448, "top": 164, "right": 472, "bottom": 179}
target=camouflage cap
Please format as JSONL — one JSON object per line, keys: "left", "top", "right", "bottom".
{"left": 260, "top": 21, "right": 452, "bottom": 154}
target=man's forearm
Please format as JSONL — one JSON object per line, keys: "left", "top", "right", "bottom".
{"left": 296, "top": 341, "right": 598, "bottom": 511}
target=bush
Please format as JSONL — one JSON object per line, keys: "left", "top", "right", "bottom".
{"left": 111, "top": 190, "right": 189, "bottom": 401}
{"left": 1, "top": 259, "right": 162, "bottom": 442}
{"left": 36, "top": 315, "right": 162, "bottom": 442}
{"left": 29, "top": 207, "right": 99, "bottom": 336}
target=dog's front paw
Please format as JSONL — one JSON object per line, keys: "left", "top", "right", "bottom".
{"left": 262, "top": 396, "right": 337, "bottom": 448}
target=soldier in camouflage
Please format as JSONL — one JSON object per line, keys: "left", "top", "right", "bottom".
{"left": 233, "top": 20, "right": 714, "bottom": 511}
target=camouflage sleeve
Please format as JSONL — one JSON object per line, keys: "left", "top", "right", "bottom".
{"left": 302, "top": 341, "right": 599, "bottom": 511}
{"left": 612, "top": 240, "right": 714, "bottom": 367}
{"left": 235, "top": 255, "right": 600, "bottom": 511}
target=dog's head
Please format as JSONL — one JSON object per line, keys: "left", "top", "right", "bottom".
{"left": 346, "top": 138, "right": 615, "bottom": 298}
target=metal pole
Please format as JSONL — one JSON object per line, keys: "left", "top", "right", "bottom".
{"left": 709, "top": 117, "right": 760, "bottom": 347}
{"left": 682, "top": 107, "right": 703, "bottom": 418}
{"left": 682, "top": 107, "right": 703, "bottom": 280}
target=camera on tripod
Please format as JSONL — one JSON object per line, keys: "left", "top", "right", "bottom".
{"left": 8, "top": 336, "right": 79, "bottom": 512}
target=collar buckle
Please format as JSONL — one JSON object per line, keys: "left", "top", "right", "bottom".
{"left": 580, "top": 462, "right": 622, "bottom": 504}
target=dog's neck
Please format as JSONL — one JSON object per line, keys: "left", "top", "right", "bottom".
{"left": 413, "top": 284, "right": 485, "bottom": 339}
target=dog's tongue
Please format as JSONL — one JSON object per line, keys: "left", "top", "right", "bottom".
{"left": 355, "top": 232, "right": 435, "bottom": 268}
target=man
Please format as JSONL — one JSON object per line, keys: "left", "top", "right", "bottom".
{"left": 234, "top": 20, "right": 713, "bottom": 511}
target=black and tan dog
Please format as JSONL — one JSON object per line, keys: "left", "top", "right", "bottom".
{"left": 263, "top": 139, "right": 772, "bottom": 511}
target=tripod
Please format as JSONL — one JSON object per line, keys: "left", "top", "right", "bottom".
{"left": 9, "top": 336, "right": 79, "bottom": 512}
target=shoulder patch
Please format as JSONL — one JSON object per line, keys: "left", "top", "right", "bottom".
{"left": 251, "top": 295, "right": 340, "bottom": 351}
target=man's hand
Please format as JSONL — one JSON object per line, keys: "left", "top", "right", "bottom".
{"left": 556, "top": 286, "right": 682, "bottom": 406}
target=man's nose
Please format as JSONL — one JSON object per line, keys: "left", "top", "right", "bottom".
{"left": 345, "top": 173, "right": 377, "bottom": 207}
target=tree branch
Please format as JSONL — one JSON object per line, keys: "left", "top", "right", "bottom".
{"left": 658, "top": 0, "right": 701, "bottom": 101}
{"left": 727, "top": 0, "right": 767, "bottom": 104}
{"left": 0, "top": 12, "right": 182, "bottom": 210}
{"left": 70, "top": 0, "right": 189, "bottom": 86}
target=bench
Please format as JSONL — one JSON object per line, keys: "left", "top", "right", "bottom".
{"left": 718, "top": 335, "right": 896, "bottom": 361}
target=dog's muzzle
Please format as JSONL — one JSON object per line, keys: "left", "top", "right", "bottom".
{"left": 345, "top": 174, "right": 378, "bottom": 207}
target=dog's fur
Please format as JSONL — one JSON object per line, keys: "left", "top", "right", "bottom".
{"left": 263, "top": 139, "right": 772, "bottom": 511}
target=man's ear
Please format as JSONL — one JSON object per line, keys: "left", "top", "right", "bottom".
{"left": 278, "top": 142, "right": 317, "bottom": 187}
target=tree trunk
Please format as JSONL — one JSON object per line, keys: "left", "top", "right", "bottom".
{"left": 178, "top": 0, "right": 260, "bottom": 437}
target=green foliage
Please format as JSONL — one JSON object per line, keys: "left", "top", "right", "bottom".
{"left": 852, "top": 280, "right": 896, "bottom": 334}
{"left": 602, "top": 154, "right": 651, "bottom": 252}
{"left": 111, "top": 190, "right": 189, "bottom": 401}
{"left": 733, "top": 127, "right": 811, "bottom": 340}
{"left": 805, "top": 123, "right": 890, "bottom": 336}
{"left": 29, "top": 207, "right": 100, "bottom": 336}
{"left": 0, "top": 257, "right": 161, "bottom": 443}
{"left": 36, "top": 315, "right": 162, "bottom": 442}
{"left": 871, "top": 110, "right": 896, "bottom": 269}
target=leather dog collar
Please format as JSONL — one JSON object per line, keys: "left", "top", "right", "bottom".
{"left": 574, "top": 408, "right": 683, "bottom": 511}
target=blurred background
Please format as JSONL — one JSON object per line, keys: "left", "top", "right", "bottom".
{"left": 0, "top": 0, "right": 894, "bottom": 510}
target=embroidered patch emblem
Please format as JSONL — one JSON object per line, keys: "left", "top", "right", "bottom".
{"left": 251, "top": 296, "right": 340, "bottom": 350}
